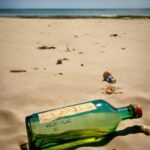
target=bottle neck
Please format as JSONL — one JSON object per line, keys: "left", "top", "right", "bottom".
{"left": 118, "top": 105, "right": 142, "bottom": 120}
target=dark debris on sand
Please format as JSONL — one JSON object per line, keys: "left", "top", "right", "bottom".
{"left": 58, "top": 73, "right": 63, "bottom": 75}
{"left": 110, "top": 34, "right": 118, "bottom": 37}
{"left": 78, "top": 52, "right": 83, "bottom": 54}
{"left": 63, "top": 58, "right": 69, "bottom": 61}
{"left": 56, "top": 59, "right": 63, "bottom": 65}
{"left": 38, "top": 46, "right": 56, "bottom": 50}
{"left": 56, "top": 57, "right": 69, "bottom": 65}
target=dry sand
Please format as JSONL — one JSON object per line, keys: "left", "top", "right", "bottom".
{"left": 0, "top": 18, "right": 150, "bottom": 150}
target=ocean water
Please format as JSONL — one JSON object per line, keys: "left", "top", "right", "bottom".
{"left": 0, "top": 9, "right": 150, "bottom": 18}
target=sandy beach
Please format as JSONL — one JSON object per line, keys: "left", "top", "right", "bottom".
{"left": 0, "top": 18, "right": 150, "bottom": 150}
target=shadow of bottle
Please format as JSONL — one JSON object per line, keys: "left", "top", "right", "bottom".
{"left": 80, "top": 125, "right": 146, "bottom": 148}
{"left": 20, "top": 125, "right": 148, "bottom": 150}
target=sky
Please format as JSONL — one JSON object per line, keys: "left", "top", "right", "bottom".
{"left": 0, "top": 0, "right": 150, "bottom": 9}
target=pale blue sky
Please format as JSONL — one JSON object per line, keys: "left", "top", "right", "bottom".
{"left": 0, "top": 0, "right": 150, "bottom": 9}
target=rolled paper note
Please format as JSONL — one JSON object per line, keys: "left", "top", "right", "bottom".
{"left": 141, "top": 125, "right": 150, "bottom": 135}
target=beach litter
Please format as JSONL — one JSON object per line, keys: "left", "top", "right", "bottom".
{"left": 10, "top": 69, "right": 27, "bottom": 73}
{"left": 101, "top": 85, "right": 122, "bottom": 95}
{"left": 110, "top": 34, "right": 118, "bottom": 37}
{"left": 103, "top": 71, "right": 116, "bottom": 83}
{"left": 38, "top": 46, "right": 56, "bottom": 50}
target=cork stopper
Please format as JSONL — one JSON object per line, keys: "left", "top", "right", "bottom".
{"left": 133, "top": 104, "right": 142, "bottom": 118}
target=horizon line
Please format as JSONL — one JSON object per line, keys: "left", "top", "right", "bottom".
{"left": 0, "top": 8, "right": 150, "bottom": 9}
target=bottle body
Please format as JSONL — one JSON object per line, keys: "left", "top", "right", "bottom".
{"left": 26, "top": 99, "right": 141, "bottom": 150}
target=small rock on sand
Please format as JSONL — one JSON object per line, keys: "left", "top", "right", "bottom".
{"left": 56, "top": 59, "right": 63, "bottom": 65}
{"left": 58, "top": 73, "right": 63, "bottom": 75}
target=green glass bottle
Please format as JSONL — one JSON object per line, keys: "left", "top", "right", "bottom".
{"left": 25, "top": 99, "right": 142, "bottom": 150}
